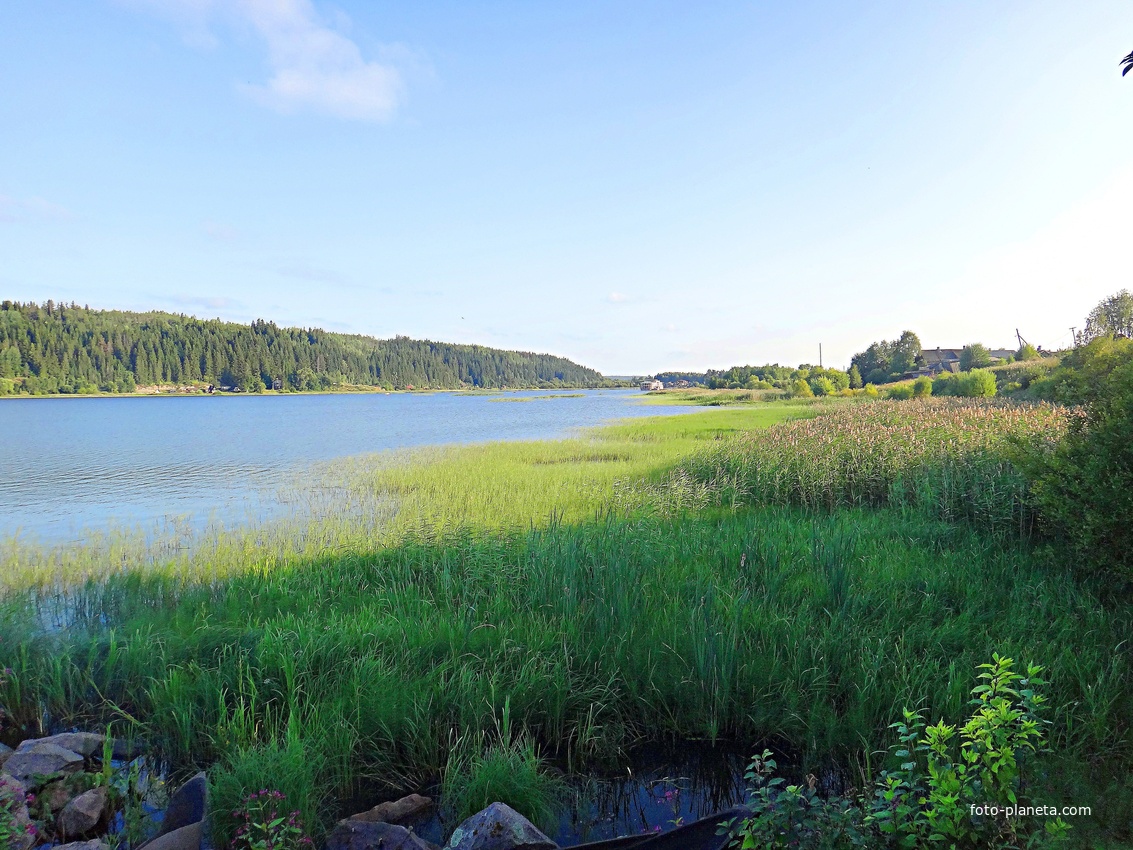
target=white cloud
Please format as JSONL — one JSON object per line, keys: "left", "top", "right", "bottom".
{"left": 127, "top": 0, "right": 404, "bottom": 121}
{"left": 606, "top": 292, "right": 629, "bottom": 303}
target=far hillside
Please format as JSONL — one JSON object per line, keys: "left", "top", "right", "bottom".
{"left": 0, "top": 301, "right": 612, "bottom": 395}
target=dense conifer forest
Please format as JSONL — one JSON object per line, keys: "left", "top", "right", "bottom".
{"left": 0, "top": 301, "right": 608, "bottom": 394}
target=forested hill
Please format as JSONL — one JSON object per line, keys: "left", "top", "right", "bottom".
{"left": 0, "top": 301, "right": 608, "bottom": 394}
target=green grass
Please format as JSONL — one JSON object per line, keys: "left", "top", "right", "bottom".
{"left": 0, "top": 398, "right": 1129, "bottom": 846}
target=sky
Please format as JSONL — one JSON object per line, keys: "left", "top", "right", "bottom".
{"left": 2, "top": 1, "right": 1132, "bottom": 375}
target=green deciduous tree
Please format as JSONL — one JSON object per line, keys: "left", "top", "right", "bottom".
{"left": 959, "top": 343, "right": 992, "bottom": 371}
{"left": 1083, "top": 289, "right": 1133, "bottom": 342}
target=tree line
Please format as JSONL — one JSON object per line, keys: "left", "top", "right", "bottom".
{"left": 0, "top": 301, "right": 609, "bottom": 395}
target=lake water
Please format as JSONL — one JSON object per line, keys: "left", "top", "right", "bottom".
{"left": 0, "top": 389, "right": 696, "bottom": 543}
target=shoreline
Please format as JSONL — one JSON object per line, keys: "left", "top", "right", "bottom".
{"left": 0, "top": 384, "right": 633, "bottom": 399}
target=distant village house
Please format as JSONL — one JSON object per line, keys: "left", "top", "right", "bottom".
{"left": 914, "top": 348, "right": 1016, "bottom": 377}
{"left": 640, "top": 379, "right": 664, "bottom": 391}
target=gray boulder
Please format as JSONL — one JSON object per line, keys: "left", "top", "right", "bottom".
{"left": 41, "top": 778, "right": 76, "bottom": 812}
{"left": 444, "top": 803, "right": 557, "bottom": 850}
{"left": 53, "top": 842, "right": 111, "bottom": 850}
{"left": 350, "top": 793, "right": 434, "bottom": 825}
{"left": 2, "top": 742, "right": 84, "bottom": 788}
{"left": 59, "top": 785, "right": 109, "bottom": 839}
{"left": 0, "top": 741, "right": 13, "bottom": 768}
{"left": 327, "top": 819, "right": 435, "bottom": 850}
{"left": 157, "top": 772, "right": 208, "bottom": 835}
{"left": 17, "top": 732, "right": 105, "bottom": 758}
{"left": 138, "top": 822, "right": 202, "bottom": 850}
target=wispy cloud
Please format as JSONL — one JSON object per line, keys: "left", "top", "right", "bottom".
{"left": 267, "top": 258, "right": 349, "bottom": 286}
{"left": 606, "top": 292, "right": 629, "bottom": 304}
{"left": 127, "top": 0, "right": 405, "bottom": 121}
{"left": 0, "top": 194, "right": 74, "bottom": 224}
{"left": 202, "top": 219, "right": 241, "bottom": 242}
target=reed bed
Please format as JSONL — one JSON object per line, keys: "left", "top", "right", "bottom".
{"left": 679, "top": 398, "right": 1066, "bottom": 535}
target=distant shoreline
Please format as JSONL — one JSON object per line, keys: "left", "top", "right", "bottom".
{"left": 0, "top": 385, "right": 629, "bottom": 400}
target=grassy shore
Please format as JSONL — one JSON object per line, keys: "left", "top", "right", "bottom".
{"left": 1, "top": 399, "right": 1130, "bottom": 845}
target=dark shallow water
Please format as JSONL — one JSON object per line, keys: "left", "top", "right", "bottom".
{"left": 0, "top": 389, "right": 696, "bottom": 543}
{"left": 359, "top": 740, "right": 751, "bottom": 848}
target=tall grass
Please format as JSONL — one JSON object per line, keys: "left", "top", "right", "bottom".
{"left": 678, "top": 398, "right": 1065, "bottom": 535}
{"left": 0, "top": 398, "right": 1128, "bottom": 845}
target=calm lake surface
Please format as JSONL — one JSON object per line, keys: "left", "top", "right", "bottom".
{"left": 0, "top": 389, "right": 697, "bottom": 543}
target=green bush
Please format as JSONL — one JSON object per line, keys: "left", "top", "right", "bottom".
{"left": 809, "top": 376, "right": 836, "bottom": 396}
{"left": 1017, "top": 343, "right": 1040, "bottom": 361}
{"left": 959, "top": 369, "right": 996, "bottom": 398}
{"left": 886, "top": 385, "right": 913, "bottom": 400}
{"left": 912, "top": 376, "right": 932, "bottom": 398}
{"left": 1015, "top": 337, "right": 1133, "bottom": 579}
{"left": 932, "top": 373, "right": 960, "bottom": 396}
{"left": 789, "top": 379, "right": 813, "bottom": 398}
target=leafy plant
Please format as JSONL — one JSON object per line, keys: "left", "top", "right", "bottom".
{"left": 0, "top": 775, "right": 37, "bottom": 850}
{"left": 722, "top": 751, "right": 863, "bottom": 849}
{"left": 231, "top": 790, "right": 313, "bottom": 850}
{"left": 726, "top": 656, "right": 1070, "bottom": 849}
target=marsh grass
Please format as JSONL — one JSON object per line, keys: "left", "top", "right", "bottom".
{"left": 440, "top": 699, "right": 565, "bottom": 831}
{"left": 0, "top": 399, "right": 1129, "bottom": 845}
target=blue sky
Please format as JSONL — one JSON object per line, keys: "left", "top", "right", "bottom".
{"left": 2, "top": 1, "right": 1132, "bottom": 374}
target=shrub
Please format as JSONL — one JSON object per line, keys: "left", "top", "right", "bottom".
{"left": 862, "top": 383, "right": 879, "bottom": 397}
{"left": 789, "top": 379, "right": 813, "bottom": 398}
{"left": 809, "top": 376, "right": 835, "bottom": 396}
{"left": 1014, "top": 337, "right": 1133, "bottom": 579}
{"left": 912, "top": 377, "right": 932, "bottom": 398}
{"left": 959, "top": 369, "right": 996, "bottom": 398}
{"left": 886, "top": 385, "right": 913, "bottom": 400}
{"left": 932, "top": 373, "right": 960, "bottom": 396}
{"left": 1017, "top": 343, "right": 1040, "bottom": 361}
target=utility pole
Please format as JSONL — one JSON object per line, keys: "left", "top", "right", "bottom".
{"left": 1016, "top": 328, "right": 1023, "bottom": 350}
{"left": 819, "top": 343, "right": 823, "bottom": 369}
{"left": 1069, "top": 327, "right": 1077, "bottom": 348}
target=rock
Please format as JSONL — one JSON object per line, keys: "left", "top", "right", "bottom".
{"left": 444, "top": 803, "right": 557, "bottom": 850}
{"left": 59, "top": 785, "right": 109, "bottom": 839}
{"left": 54, "top": 842, "right": 111, "bottom": 850}
{"left": 0, "top": 775, "right": 37, "bottom": 850}
{"left": 154, "top": 772, "right": 208, "bottom": 836}
{"left": 326, "top": 819, "right": 435, "bottom": 850}
{"left": 137, "top": 822, "right": 202, "bottom": 850}
{"left": 0, "top": 741, "right": 13, "bottom": 768}
{"left": 41, "top": 778, "right": 76, "bottom": 812}
{"left": 2, "top": 742, "right": 84, "bottom": 788}
{"left": 350, "top": 793, "right": 434, "bottom": 825}
{"left": 111, "top": 738, "right": 143, "bottom": 761}
{"left": 16, "top": 732, "right": 106, "bottom": 758}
